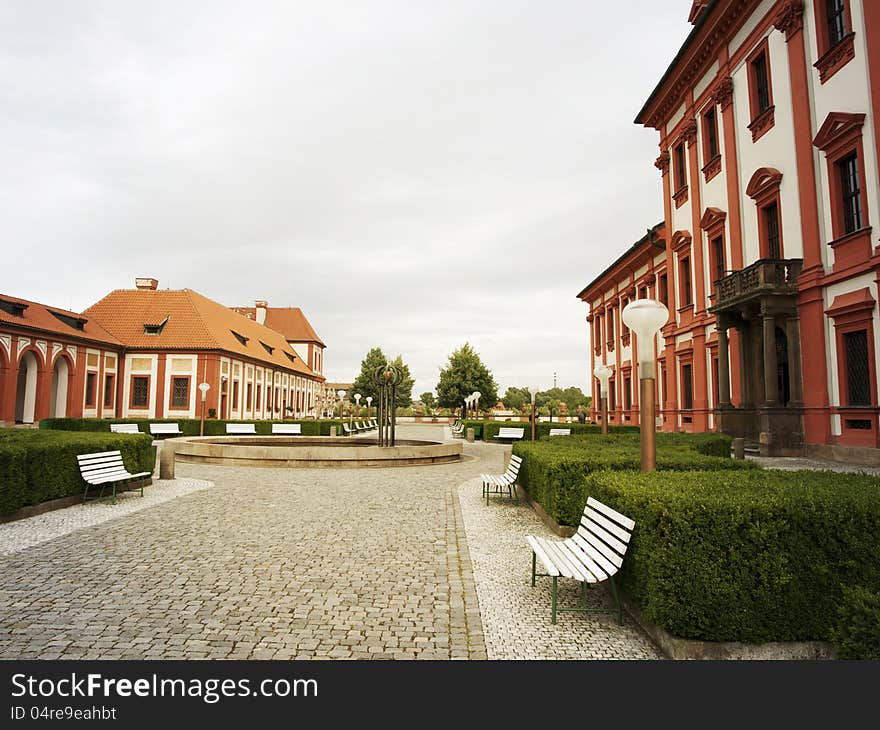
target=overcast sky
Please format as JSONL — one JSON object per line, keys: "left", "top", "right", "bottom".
{"left": 1, "top": 1, "right": 693, "bottom": 397}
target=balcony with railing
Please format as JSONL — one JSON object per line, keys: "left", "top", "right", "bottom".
{"left": 709, "top": 258, "right": 803, "bottom": 312}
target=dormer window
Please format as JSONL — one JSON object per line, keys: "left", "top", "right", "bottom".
{"left": 0, "top": 299, "right": 28, "bottom": 317}
{"left": 285, "top": 351, "right": 297, "bottom": 365}
{"left": 231, "top": 330, "right": 249, "bottom": 346}
{"left": 260, "top": 341, "right": 274, "bottom": 355}
{"left": 49, "top": 310, "right": 86, "bottom": 331}
{"left": 143, "top": 316, "right": 169, "bottom": 335}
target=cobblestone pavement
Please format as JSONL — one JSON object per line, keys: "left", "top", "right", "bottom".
{"left": 0, "top": 426, "right": 487, "bottom": 660}
{"left": 0, "top": 479, "right": 212, "bottom": 556}
{"left": 457, "top": 462, "right": 662, "bottom": 660}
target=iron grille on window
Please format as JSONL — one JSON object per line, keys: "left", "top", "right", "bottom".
{"left": 844, "top": 330, "right": 871, "bottom": 406}
{"left": 827, "top": 0, "right": 847, "bottom": 47}
{"left": 839, "top": 153, "right": 862, "bottom": 234}
{"left": 682, "top": 365, "right": 693, "bottom": 410}
{"left": 132, "top": 377, "right": 149, "bottom": 407}
{"left": 172, "top": 377, "right": 188, "bottom": 408}
{"left": 753, "top": 53, "right": 771, "bottom": 113}
{"left": 765, "top": 203, "right": 781, "bottom": 258}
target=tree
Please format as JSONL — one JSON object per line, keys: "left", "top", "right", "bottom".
{"left": 350, "top": 347, "right": 414, "bottom": 408}
{"left": 436, "top": 343, "right": 498, "bottom": 413}
{"left": 420, "top": 392, "right": 436, "bottom": 410}
{"left": 502, "top": 387, "right": 530, "bottom": 411}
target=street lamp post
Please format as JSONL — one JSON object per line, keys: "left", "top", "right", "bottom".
{"left": 198, "top": 382, "right": 211, "bottom": 436}
{"left": 337, "top": 389, "right": 346, "bottom": 424}
{"left": 473, "top": 391, "right": 481, "bottom": 420}
{"left": 365, "top": 396, "right": 373, "bottom": 420}
{"left": 354, "top": 394, "right": 361, "bottom": 423}
{"left": 622, "top": 299, "right": 669, "bottom": 472}
{"left": 528, "top": 386, "right": 538, "bottom": 441}
{"left": 594, "top": 364, "right": 613, "bottom": 436}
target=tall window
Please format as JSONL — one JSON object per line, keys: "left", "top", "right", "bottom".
{"left": 844, "top": 330, "right": 871, "bottom": 406}
{"left": 711, "top": 236, "right": 726, "bottom": 284}
{"left": 752, "top": 52, "right": 771, "bottom": 114}
{"left": 103, "top": 374, "right": 115, "bottom": 408}
{"left": 827, "top": 0, "right": 847, "bottom": 47}
{"left": 681, "top": 364, "right": 694, "bottom": 410}
{"left": 674, "top": 143, "right": 687, "bottom": 190}
{"left": 171, "top": 376, "right": 189, "bottom": 409}
{"left": 764, "top": 203, "right": 781, "bottom": 258}
{"left": 132, "top": 376, "right": 149, "bottom": 408}
{"left": 704, "top": 107, "right": 719, "bottom": 159}
{"left": 659, "top": 273, "right": 668, "bottom": 307}
{"left": 838, "top": 153, "right": 863, "bottom": 234}
{"left": 232, "top": 381, "right": 239, "bottom": 410}
{"left": 256, "top": 384, "right": 262, "bottom": 410}
{"left": 624, "top": 377, "right": 631, "bottom": 411}
{"left": 680, "top": 257, "right": 692, "bottom": 307}
{"left": 246, "top": 383, "right": 253, "bottom": 410}
{"left": 609, "top": 380, "right": 616, "bottom": 410}
{"left": 712, "top": 357, "right": 720, "bottom": 407}
{"left": 85, "top": 373, "right": 96, "bottom": 407}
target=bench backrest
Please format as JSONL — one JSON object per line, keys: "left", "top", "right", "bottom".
{"left": 149, "top": 423, "right": 181, "bottom": 435}
{"left": 272, "top": 423, "right": 302, "bottom": 434}
{"left": 226, "top": 423, "right": 256, "bottom": 434}
{"left": 505, "top": 454, "right": 523, "bottom": 477}
{"left": 571, "top": 498, "right": 635, "bottom": 577}
{"left": 498, "top": 428, "right": 524, "bottom": 438}
{"left": 342, "top": 423, "right": 352, "bottom": 433}
{"left": 110, "top": 423, "right": 140, "bottom": 434}
{"left": 77, "top": 450, "right": 128, "bottom": 481}
{"left": 549, "top": 428, "right": 571, "bottom": 436}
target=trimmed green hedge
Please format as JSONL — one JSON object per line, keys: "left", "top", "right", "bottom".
{"left": 0, "top": 429, "right": 156, "bottom": 515}
{"left": 39, "top": 418, "right": 347, "bottom": 437}
{"left": 833, "top": 586, "right": 880, "bottom": 659}
{"left": 512, "top": 433, "right": 752, "bottom": 526}
{"left": 462, "top": 420, "right": 640, "bottom": 441}
{"left": 583, "top": 469, "right": 880, "bottom": 643}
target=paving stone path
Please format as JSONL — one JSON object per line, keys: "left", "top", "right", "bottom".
{"left": 0, "top": 426, "right": 662, "bottom": 660}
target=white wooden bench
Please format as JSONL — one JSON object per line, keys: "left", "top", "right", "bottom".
{"left": 271, "top": 423, "right": 302, "bottom": 435}
{"left": 493, "top": 427, "right": 524, "bottom": 442}
{"left": 77, "top": 450, "right": 151, "bottom": 504}
{"left": 526, "top": 497, "right": 635, "bottom": 625}
{"left": 110, "top": 423, "right": 141, "bottom": 434}
{"left": 549, "top": 428, "right": 571, "bottom": 436}
{"left": 226, "top": 423, "right": 256, "bottom": 434}
{"left": 149, "top": 423, "right": 182, "bottom": 437}
{"left": 480, "top": 454, "right": 523, "bottom": 506}
{"left": 342, "top": 423, "right": 353, "bottom": 435}
{"left": 451, "top": 421, "right": 465, "bottom": 438}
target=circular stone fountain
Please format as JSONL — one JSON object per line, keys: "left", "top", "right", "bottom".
{"left": 164, "top": 435, "right": 462, "bottom": 470}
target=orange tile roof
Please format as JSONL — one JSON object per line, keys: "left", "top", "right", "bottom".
{"left": 0, "top": 292, "right": 122, "bottom": 347}
{"left": 233, "top": 306, "right": 325, "bottom": 347}
{"left": 85, "top": 288, "right": 322, "bottom": 379}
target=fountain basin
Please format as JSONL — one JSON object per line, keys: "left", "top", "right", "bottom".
{"left": 165, "top": 435, "right": 462, "bottom": 469}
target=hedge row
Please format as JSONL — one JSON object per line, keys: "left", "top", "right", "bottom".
{"left": 462, "top": 420, "right": 640, "bottom": 441}
{"left": 584, "top": 469, "right": 880, "bottom": 643}
{"left": 38, "top": 418, "right": 347, "bottom": 437}
{"left": 512, "top": 433, "right": 752, "bottom": 526}
{"left": 833, "top": 585, "right": 880, "bottom": 659}
{"left": 0, "top": 429, "right": 156, "bottom": 515}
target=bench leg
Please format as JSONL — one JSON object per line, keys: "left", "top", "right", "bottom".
{"left": 581, "top": 581, "right": 588, "bottom": 609}
{"left": 551, "top": 576, "right": 558, "bottom": 625}
{"left": 531, "top": 552, "right": 536, "bottom": 587}
{"left": 610, "top": 576, "right": 622, "bottom": 625}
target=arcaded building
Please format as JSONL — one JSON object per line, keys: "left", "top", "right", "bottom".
{"left": 580, "top": 0, "right": 880, "bottom": 460}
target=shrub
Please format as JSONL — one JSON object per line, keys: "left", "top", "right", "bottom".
{"left": 583, "top": 469, "right": 880, "bottom": 643}
{"left": 462, "top": 420, "right": 639, "bottom": 441}
{"left": 833, "top": 586, "right": 880, "bottom": 659}
{"left": 512, "top": 432, "right": 755, "bottom": 526}
{"left": 39, "top": 418, "right": 346, "bottom": 437}
{"left": 0, "top": 429, "right": 156, "bottom": 515}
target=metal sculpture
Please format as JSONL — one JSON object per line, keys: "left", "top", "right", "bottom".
{"left": 374, "top": 363, "right": 402, "bottom": 447}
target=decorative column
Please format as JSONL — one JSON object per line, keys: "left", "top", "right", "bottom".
{"left": 785, "top": 315, "right": 804, "bottom": 405}
{"left": 717, "top": 324, "right": 731, "bottom": 407}
{"left": 762, "top": 312, "right": 778, "bottom": 406}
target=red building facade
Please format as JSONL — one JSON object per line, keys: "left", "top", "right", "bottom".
{"left": 580, "top": 0, "right": 880, "bottom": 461}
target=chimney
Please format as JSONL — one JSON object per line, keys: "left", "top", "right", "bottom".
{"left": 254, "top": 300, "right": 268, "bottom": 325}
{"left": 135, "top": 277, "right": 159, "bottom": 290}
